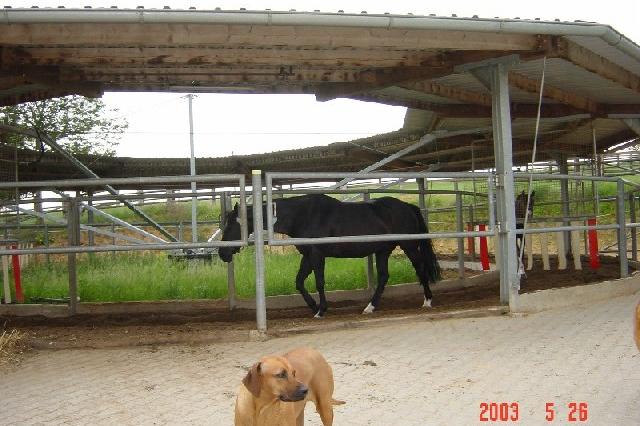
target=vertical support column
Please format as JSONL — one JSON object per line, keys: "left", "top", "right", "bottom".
{"left": 418, "top": 178, "right": 428, "bottom": 223}
{"left": 363, "top": 193, "right": 375, "bottom": 291}
{"left": 629, "top": 192, "right": 637, "bottom": 262}
{"left": 557, "top": 156, "right": 571, "bottom": 255}
{"left": 617, "top": 180, "right": 629, "bottom": 278}
{"left": 221, "top": 192, "right": 236, "bottom": 310}
{"left": 455, "top": 190, "right": 464, "bottom": 279}
{"left": 468, "top": 205, "right": 476, "bottom": 263}
{"left": 87, "top": 190, "right": 95, "bottom": 262}
{"left": 488, "top": 62, "right": 519, "bottom": 309}
{"left": 187, "top": 94, "right": 198, "bottom": 243}
{"left": 87, "top": 190, "right": 95, "bottom": 248}
{"left": 178, "top": 221, "right": 184, "bottom": 242}
{"left": 110, "top": 223, "right": 116, "bottom": 256}
{"left": 44, "top": 221, "right": 50, "bottom": 265}
{"left": 252, "top": 170, "right": 267, "bottom": 332}
{"left": 67, "top": 198, "right": 80, "bottom": 315}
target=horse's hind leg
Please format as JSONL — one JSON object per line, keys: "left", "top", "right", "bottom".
{"left": 296, "top": 256, "right": 318, "bottom": 315}
{"left": 363, "top": 250, "right": 391, "bottom": 314}
{"left": 312, "top": 255, "right": 328, "bottom": 318}
{"left": 401, "top": 243, "right": 433, "bottom": 308}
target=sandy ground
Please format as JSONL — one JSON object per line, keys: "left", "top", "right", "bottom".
{"left": 0, "top": 291, "right": 638, "bottom": 425}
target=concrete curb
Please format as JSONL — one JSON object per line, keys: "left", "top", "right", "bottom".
{"left": 269, "top": 305, "right": 509, "bottom": 339}
{"left": 518, "top": 273, "right": 640, "bottom": 313}
{"left": 25, "top": 305, "right": 509, "bottom": 350}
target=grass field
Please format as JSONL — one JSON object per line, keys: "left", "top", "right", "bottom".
{"left": 5, "top": 249, "right": 422, "bottom": 303}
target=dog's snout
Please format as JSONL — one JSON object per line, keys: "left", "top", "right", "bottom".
{"left": 294, "top": 385, "right": 308, "bottom": 399}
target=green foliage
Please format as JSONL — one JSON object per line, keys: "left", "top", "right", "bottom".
{"left": 0, "top": 95, "right": 128, "bottom": 156}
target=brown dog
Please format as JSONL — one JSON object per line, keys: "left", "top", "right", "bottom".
{"left": 635, "top": 301, "right": 640, "bottom": 351}
{"left": 234, "top": 347, "right": 344, "bottom": 426}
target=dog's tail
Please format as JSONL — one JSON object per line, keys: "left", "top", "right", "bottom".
{"left": 331, "top": 398, "right": 346, "bottom": 405}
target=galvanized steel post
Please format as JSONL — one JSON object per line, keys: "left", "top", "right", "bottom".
{"left": 629, "top": 192, "right": 637, "bottom": 262}
{"left": 363, "top": 193, "right": 375, "bottom": 291}
{"left": 557, "top": 155, "right": 571, "bottom": 255}
{"left": 221, "top": 192, "right": 236, "bottom": 310}
{"left": 488, "top": 62, "right": 519, "bottom": 309}
{"left": 67, "top": 198, "right": 80, "bottom": 315}
{"left": 418, "top": 178, "right": 428, "bottom": 223}
{"left": 456, "top": 191, "right": 465, "bottom": 278}
{"left": 252, "top": 170, "right": 267, "bottom": 332}
{"left": 617, "top": 180, "right": 629, "bottom": 277}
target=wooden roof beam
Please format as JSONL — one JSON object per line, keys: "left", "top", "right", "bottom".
{"left": 0, "top": 86, "right": 82, "bottom": 106}
{"left": 351, "top": 93, "right": 584, "bottom": 118}
{"left": 315, "top": 50, "right": 541, "bottom": 102}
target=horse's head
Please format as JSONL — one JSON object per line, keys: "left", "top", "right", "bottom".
{"left": 515, "top": 190, "right": 535, "bottom": 220}
{"left": 218, "top": 203, "right": 243, "bottom": 263}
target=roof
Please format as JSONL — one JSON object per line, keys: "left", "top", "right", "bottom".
{"left": 1, "top": 7, "right": 639, "bottom": 181}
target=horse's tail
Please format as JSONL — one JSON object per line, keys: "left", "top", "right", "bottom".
{"left": 414, "top": 206, "right": 441, "bottom": 283}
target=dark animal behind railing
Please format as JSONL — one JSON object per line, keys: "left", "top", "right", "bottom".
{"left": 218, "top": 194, "right": 441, "bottom": 317}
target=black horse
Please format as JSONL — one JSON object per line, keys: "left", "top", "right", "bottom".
{"left": 218, "top": 194, "right": 440, "bottom": 317}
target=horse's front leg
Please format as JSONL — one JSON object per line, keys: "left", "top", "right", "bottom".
{"left": 295, "top": 255, "right": 318, "bottom": 315}
{"left": 401, "top": 243, "right": 433, "bottom": 309}
{"left": 363, "top": 251, "right": 391, "bottom": 314}
{"left": 311, "top": 254, "right": 328, "bottom": 318}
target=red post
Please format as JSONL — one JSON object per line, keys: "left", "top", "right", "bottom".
{"left": 11, "top": 244, "right": 24, "bottom": 303}
{"left": 479, "top": 224, "right": 490, "bottom": 271}
{"left": 587, "top": 218, "right": 600, "bottom": 270}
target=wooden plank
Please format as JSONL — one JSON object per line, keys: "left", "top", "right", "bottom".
{"left": 0, "top": 24, "right": 541, "bottom": 51}
{"left": 2, "top": 46, "right": 442, "bottom": 69}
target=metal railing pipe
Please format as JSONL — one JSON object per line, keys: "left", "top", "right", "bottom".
{"left": 0, "top": 240, "right": 246, "bottom": 256}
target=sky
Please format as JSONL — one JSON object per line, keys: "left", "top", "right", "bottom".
{"left": 7, "top": 0, "right": 640, "bottom": 159}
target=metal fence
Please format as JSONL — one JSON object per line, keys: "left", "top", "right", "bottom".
{"left": 0, "top": 170, "right": 635, "bottom": 331}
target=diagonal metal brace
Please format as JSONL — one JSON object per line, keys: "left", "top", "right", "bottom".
{"left": 0, "top": 123, "right": 178, "bottom": 242}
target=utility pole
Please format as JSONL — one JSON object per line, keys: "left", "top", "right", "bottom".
{"left": 187, "top": 94, "right": 198, "bottom": 243}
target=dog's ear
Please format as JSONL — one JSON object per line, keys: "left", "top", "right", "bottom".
{"left": 242, "top": 362, "right": 262, "bottom": 397}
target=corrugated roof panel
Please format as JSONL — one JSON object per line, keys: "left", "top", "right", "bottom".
{"left": 375, "top": 86, "right": 463, "bottom": 104}
{"left": 512, "top": 58, "right": 640, "bottom": 104}
{"left": 432, "top": 73, "right": 490, "bottom": 94}
{"left": 568, "top": 36, "right": 640, "bottom": 75}
{"left": 435, "top": 117, "right": 492, "bottom": 131}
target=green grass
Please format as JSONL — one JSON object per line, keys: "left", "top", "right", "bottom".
{"left": 6, "top": 249, "right": 419, "bottom": 303}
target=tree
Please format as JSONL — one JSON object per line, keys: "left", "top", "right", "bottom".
{"left": 0, "top": 95, "right": 128, "bottom": 156}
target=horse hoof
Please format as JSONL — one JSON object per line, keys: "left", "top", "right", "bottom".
{"left": 422, "top": 298, "right": 432, "bottom": 308}
{"left": 313, "top": 311, "right": 324, "bottom": 319}
{"left": 363, "top": 303, "right": 375, "bottom": 314}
